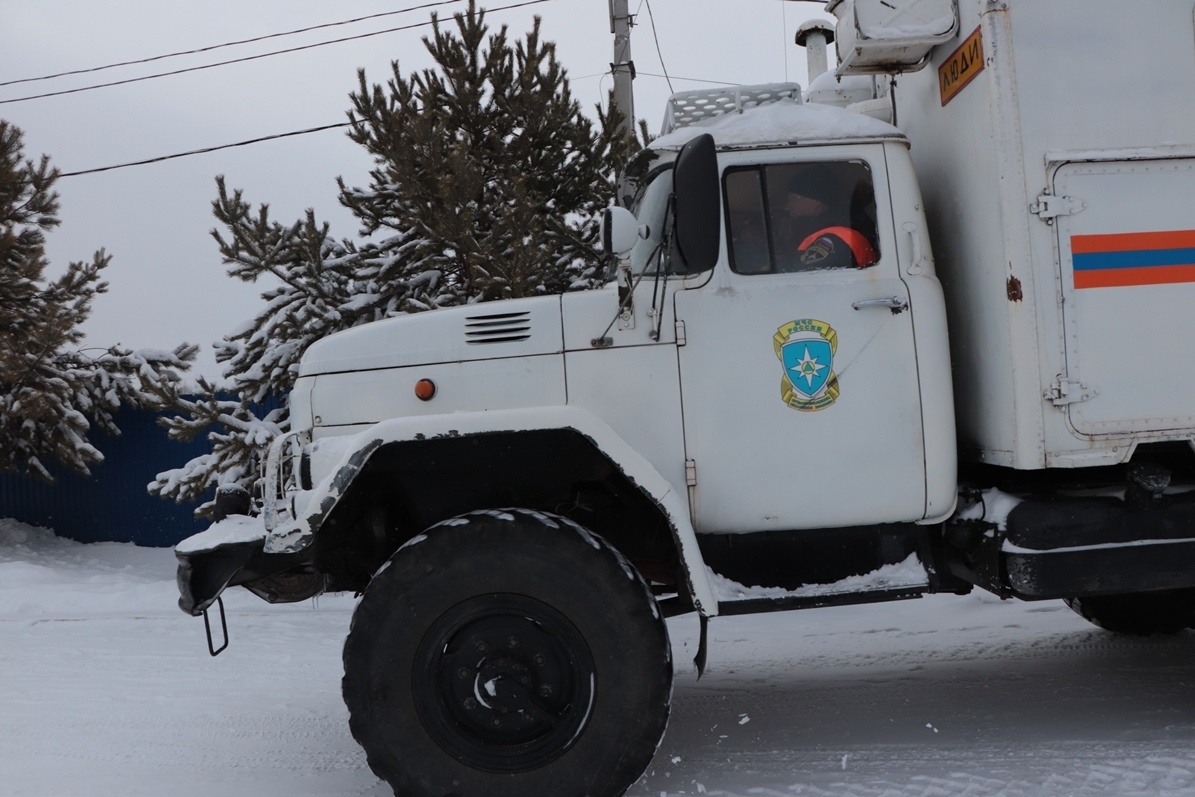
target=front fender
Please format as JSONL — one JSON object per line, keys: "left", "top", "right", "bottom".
{"left": 267, "top": 406, "right": 718, "bottom": 617}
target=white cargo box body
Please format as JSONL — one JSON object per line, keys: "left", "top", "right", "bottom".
{"left": 890, "top": 0, "right": 1195, "bottom": 469}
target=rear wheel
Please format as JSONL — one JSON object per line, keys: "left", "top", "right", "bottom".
{"left": 342, "top": 508, "right": 672, "bottom": 797}
{"left": 1064, "top": 589, "right": 1195, "bottom": 636}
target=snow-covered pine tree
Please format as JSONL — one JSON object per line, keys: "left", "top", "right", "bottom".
{"left": 0, "top": 120, "right": 196, "bottom": 480}
{"left": 341, "top": 3, "right": 631, "bottom": 304}
{"left": 148, "top": 179, "right": 358, "bottom": 506}
{"left": 151, "top": 2, "right": 632, "bottom": 515}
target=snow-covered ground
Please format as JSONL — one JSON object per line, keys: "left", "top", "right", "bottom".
{"left": 3, "top": 517, "right": 1195, "bottom": 797}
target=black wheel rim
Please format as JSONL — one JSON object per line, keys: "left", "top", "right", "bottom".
{"left": 412, "top": 593, "right": 597, "bottom": 773}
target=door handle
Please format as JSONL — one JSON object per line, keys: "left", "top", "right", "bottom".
{"left": 851, "top": 296, "right": 908, "bottom": 314}
{"left": 903, "top": 221, "right": 925, "bottom": 275}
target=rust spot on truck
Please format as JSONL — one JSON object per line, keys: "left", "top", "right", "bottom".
{"left": 1006, "top": 276, "right": 1023, "bottom": 302}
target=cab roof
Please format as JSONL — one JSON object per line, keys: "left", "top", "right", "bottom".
{"left": 649, "top": 98, "right": 906, "bottom": 152}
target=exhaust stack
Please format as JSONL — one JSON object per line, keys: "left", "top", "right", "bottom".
{"left": 795, "top": 19, "right": 836, "bottom": 82}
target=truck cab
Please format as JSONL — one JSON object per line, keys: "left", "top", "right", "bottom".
{"left": 609, "top": 99, "right": 957, "bottom": 536}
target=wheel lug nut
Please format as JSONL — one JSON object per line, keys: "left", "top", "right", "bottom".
{"left": 458, "top": 668, "right": 470, "bottom": 679}
{"left": 507, "top": 636, "right": 520, "bottom": 648}
{"left": 533, "top": 654, "right": 545, "bottom": 666}
{"left": 538, "top": 684, "right": 553, "bottom": 698}
{"left": 491, "top": 718, "right": 502, "bottom": 726}
{"left": 476, "top": 641, "right": 488, "bottom": 652}
{"left": 463, "top": 698, "right": 477, "bottom": 710}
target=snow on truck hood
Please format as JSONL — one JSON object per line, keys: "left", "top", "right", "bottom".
{"left": 298, "top": 295, "right": 564, "bottom": 376}
{"left": 650, "top": 98, "right": 904, "bottom": 151}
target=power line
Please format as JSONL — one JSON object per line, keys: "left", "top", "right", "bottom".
{"left": 642, "top": 0, "right": 674, "bottom": 94}
{"left": 0, "top": 0, "right": 555, "bottom": 106}
{"left": 56, "top": 74, "right": 736, "bottom": 178}
{"left": 60, "top": 69, "right": 702, "bottom": 179}
{"left": 59, "top": 123, "right": 353, "bottom": 178}
{"left": 638, "top": 72, "right": 738, "bottom": 87}
{"left": 0, "top": 0, "right": 468, "bottom": 89}
{"left": 579, "top": 68, "right": 739, "bottom": 87}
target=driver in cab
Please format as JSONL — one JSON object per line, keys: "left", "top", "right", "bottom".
{"left": 781, "top": 167, "right": 878, "bottom": 271}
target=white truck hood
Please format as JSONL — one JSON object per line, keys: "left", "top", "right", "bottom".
{"left": 298, "top": 295, "right": 565, "bottom": 377}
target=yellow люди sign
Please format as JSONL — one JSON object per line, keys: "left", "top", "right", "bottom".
{"left": 939, "top": 27, "right": 984, "bottom": 106}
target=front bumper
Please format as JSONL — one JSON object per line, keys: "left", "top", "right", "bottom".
{"left": 175, "top": 517, "right": 306, "bottom": 616}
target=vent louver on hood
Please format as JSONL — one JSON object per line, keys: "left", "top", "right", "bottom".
{"left": 465, "top": 310, "right": 532, "bottom": 345}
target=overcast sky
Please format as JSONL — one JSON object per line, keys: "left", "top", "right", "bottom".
{"left": 1, "top": 0, "right": 833, "bottom": 378}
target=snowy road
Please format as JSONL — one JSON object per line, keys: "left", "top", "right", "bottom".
{"left": 3, "top": 519, "right": 1195, "bottom": 797}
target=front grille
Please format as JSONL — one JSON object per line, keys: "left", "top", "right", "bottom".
{"left": 465, "top": 310, "right": 532, "bottom": 344}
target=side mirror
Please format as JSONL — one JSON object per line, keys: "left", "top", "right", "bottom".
{"left": 672, "top": 133, "right": 720, "bottom": 275}
{"left": 602, "top": 206, "right": 640, "bottom": 257}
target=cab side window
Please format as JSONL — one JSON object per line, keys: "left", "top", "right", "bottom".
{"left": 725, "top": 161, "right": 880, "bottom": 274}
{"left": 725, "top": 170, "right": 771, "bottom": 275}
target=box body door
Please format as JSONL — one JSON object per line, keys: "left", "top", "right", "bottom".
{"left": 1055, "top": 157, "right": 1195, "bottom": 436}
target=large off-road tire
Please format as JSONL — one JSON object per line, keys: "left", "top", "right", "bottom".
{"left": 1064, "top": 589, "right": 1195, "bottom": 636}
{"left": 342, "top": 508, "right": 672, "bottom": 797}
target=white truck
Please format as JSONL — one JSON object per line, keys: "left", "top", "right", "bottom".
{"left": 175, "top": 1, "right": 1195, "bottom": 794}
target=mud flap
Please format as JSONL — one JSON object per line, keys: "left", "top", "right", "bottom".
{"left": 694, "top": 613, "right": 709, "bottom": 679}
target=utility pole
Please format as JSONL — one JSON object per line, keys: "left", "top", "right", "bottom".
{"left": 609, "top": 0, "right": 636, "bottom": 144}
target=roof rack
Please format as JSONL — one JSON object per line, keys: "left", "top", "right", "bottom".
{"left": 660, "top": 82, "right": 803, "bottom": 135}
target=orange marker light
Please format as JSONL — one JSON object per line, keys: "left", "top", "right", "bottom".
{"left": 414, "top": 379, "right": 437, "bottom": 401}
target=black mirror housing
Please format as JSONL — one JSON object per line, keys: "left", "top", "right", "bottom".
{"left": 672, "top": 134, "right": 720, "bottom": 275}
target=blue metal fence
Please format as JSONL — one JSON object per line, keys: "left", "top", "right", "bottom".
{"left": 0, "top": 407, "right": 213, "bottom": 547}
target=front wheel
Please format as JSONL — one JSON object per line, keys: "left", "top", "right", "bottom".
{"left": 1064, "top": 589, "right": 1195, "bottom": 636}
{"left": 342, "top": 508, "right": 672, "bottom": 797}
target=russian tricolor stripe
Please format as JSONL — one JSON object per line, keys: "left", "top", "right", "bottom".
{"left": 1072, "top": 230, "right": 1195, "bottom": 289}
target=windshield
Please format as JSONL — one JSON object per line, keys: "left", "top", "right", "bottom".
{"left": 625, "top": 166, "right": 677, "bottom": 276}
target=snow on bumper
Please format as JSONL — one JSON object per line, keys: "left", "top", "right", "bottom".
{"left": 176, "top": 515, "right": 266, "bottom": 556}
{"left": 175, "top": 515, "right": 299, "bottom": 617}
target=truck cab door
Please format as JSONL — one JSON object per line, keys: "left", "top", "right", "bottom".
{"left": 673, "top": 147, "right": 928, "bottom": 533}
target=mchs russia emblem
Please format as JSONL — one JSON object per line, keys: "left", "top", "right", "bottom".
{"left": 774, "top": 319, "right": 839, "bottom": 411}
